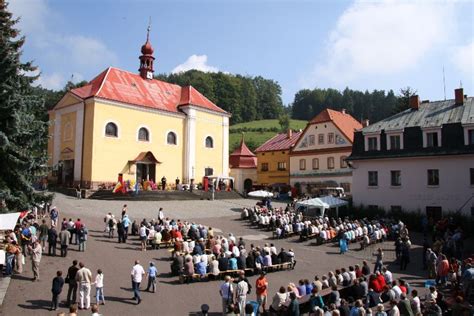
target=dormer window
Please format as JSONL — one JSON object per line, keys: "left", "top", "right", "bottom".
{"left": 368, "top": 137, "right": 378, "bottom": 151}
{"left": 422, "top": 128, "right": 442, "bottom": 148}
{"left": 390, "top": 135, "right": 401, "bottom": 149}
{"left": 427, "top": 132, "right": 438, "bottom": 147}
{"left": 363, "top": 132, "right": 381, "bottom": 151}
{"left": 386, "top": 130, "right": 404, "bottom": 150}
{"left": 463, "top": 125, "right": 474, "bottom": 145}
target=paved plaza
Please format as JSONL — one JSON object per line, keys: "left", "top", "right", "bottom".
{"left": 1, "top": 193, "right": 431, "bottom": 315}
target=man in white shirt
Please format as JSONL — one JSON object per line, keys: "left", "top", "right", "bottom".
{"left": 131, "top": 260, "right": 145, "bottom": 304}
{"left": 219, "top": 276, "right": 233, "bottom": 315}
{"left": 236, "top": 275, "right": 249, "bottom": 316}
{"left": 75, "top": 262, "right": 92, "bottom": 310}
{"left": 383, "top": 267, "right": 393, "bottom": 284}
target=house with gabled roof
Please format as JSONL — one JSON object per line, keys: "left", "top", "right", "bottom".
{"left": 47, "top": 29, "right": 230, "bottom": 188}
{"left": 348, "top": 88, "right": 474, "bottom": 217}
{"left": 289, "top": 109, "right": 363, "bottom": 194}
{"left": 255, "top": 130, "right": 303, "bottom": 188}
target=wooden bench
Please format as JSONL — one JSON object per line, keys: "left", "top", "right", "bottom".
{"left": 272, "top": 230, "right": 297, "bottom": 239}
{"left": 262, "top": 261, "right": 295, "bottom": 272}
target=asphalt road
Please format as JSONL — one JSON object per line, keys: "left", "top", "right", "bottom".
{"left": 1, "top": 193, "right": 431, "bottom": 316}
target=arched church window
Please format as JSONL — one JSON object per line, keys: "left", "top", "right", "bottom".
{"left": 205, "top": 136, "right": 214, "bottom": 148}
{"left": 138, "top": 127, "right": 149, "bottom": 141}
{"left": 105, "top": 122, "right": 118, "bottom": 137}
{"left": 167, "top": 132, "right": 177, "bottom": 145}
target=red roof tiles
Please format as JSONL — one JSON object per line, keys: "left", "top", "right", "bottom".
{"left": 309, "top": 109, "right": 362, "bottom": 142}
{"left": 69, "top": 67, "right": 227, "bottom": 115}
{"left": 255, "top": 131, "right": 302, "bottom": 153}
{"left": 230, "top": 137, "right": 257, "bottom": 168}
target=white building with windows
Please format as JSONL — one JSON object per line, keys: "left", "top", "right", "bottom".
{"left": 348, "top": 89, "right": 474, "bottom": 217}
{"left": 289, "top": 109, "right": 362, "bottom": 194}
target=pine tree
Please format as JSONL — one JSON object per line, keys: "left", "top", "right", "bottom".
{"left": 0, "top": 1, "right": 50, "bottom": 212}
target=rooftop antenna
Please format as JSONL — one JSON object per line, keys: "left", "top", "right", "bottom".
{"left": 443, "top": 66, "right": 446, "bottom": 100}
{"left": 460, "top": 80, "right": 463, "bottom": 88}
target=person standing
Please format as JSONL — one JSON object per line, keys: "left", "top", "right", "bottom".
{"left": 66, "top": 260, "right": 79, "bottom": 307}
{"left": 131, "top": 260, "right": 145, "bottom": 304}
{"left": 47, "top": 225, "right": 58, "bottom": 256}
{"left": 236, "top": 275, "right": 249, "bottom": 316}
{"left": 51, "top": 270, "right": 65, "bottom": 311}
{"left": 255, "top": 272, "right": 268, "bottom": 314}
{"left": 122, "top": 214, "right": 131, "bottom": 242}
{"left": 373, "top": 248, "right": 384, "bottom": 274}
{"left": 158, "top": 208, "right": 164, "bottom": 225}
{"left": 78, "top": 224, "right": 88, "bottom": 252}
{"left": 50, "top": 207, "right": 59, "bottom": 227}
{"left": 145, "top": 262, "right": 158, "bottom": 293}
{"left": 95, "top": 269, "right": 105, "bottom": 305}
{"left": 117, "top": 220, "right": 126, "bottom": 243}
{"left": 175, "top": 177, "right": 180, "bottom": 190}
{"left": 339, "top": 235, "right": 348, "bottom": 254}
{"left": 28, "top": 240, "right": 42, "bottom": 281}
{"left": 139, "top": 224, "right": 148, "bottom": 251}
{"left": 161, "top": 176, "right": 167, "bottom": 190}
{"left": 76, "top": 262, "right": 92, "bottom": 310}
{"left": 76, "top": 184, "right": 81, "bottom": 199}
{"left": 59, "top": 227, "right": 71, "bottom": 257}
{"left": 219, "top": 275, "right": 234, "bottom": 315}
{"left": 38, "top": 219, "right": 49, "bottom": 251}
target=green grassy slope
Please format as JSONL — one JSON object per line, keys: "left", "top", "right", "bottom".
{"left": 229, "top": 119, "right": 307, "bottom": 153}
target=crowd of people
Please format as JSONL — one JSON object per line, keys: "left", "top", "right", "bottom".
{"left": 241, "top": 205, "right": 391, "bottom": 250}
{"left": 171, "top": 235, "right": 296, "bottom": 280}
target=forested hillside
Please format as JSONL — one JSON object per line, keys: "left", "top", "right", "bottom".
{"left": 156, "top": 70, "right": 284, "bottom": 124}
{"left": 291, "top": 87, "right": 401, "bottom": 123}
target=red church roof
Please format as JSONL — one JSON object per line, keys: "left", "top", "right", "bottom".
{"left": 69, "top": 67, "right": 228, "bottom": 115}
{"left": 309, "top": 109, "right": 362, "bottom": 142}
{"left": 229, "top": 137, "right": 257, "bottom": 169}
{"left": 255, "top": 130, "right": 302, "bottom": 153}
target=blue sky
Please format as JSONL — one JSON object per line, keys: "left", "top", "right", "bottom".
{"left": 10, "top": 0, "right": 474, "bottom": 105}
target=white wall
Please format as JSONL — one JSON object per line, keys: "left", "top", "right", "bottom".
{"left": 230, "top": 168, "right": 258, "bottom": 193}
{"left": 351, "top": 155, "right": 474, "bottom": 215}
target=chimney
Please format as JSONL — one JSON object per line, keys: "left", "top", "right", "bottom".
{"left": 341, "top": 108, "right": 346, "bottom": 114}
{"left": 409, "top": 95, "right": 420, "bottom": 110}
{"left": 362, "top": 119, "right": 370, "bottom": 127}
{"left": 287, "top": 129, "right": 293, "bottom": 139}
{"left": 455, "top": 88, "right": 464, "bottom": 105}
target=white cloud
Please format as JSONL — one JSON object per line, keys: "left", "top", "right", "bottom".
{"left": 36, "top": 72, "right": 64, "bottom": 90}
{"left": 8, "top": 0, "right": 117, "bottom": 90}
{"left": 172, "top": 54, "right": 219, "bottom": 74}
{"left": 451, "top": 40, "right": 474, "bottom": 74}
{"left": 306, "top": 0, "right": 456, "bottom": 86}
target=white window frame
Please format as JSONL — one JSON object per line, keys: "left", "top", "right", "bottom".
{"left": 136, "top": 125, "right": 151, "bottom": 142}
{"left": 462, "top": 124, "right": 474, "bottom": 146}
{"left": 363, "top": 131, "right": 381, "bottom": 151}
{"left": 165, "top": 130, "right": 178, "bottom": 146}
{"left": 385, "top": 129, "right": 404, "bottom": 150}
{"left": 103, "top": 120, "right": 120, "bottom": 138}
{"left": 422, "top": 127, "right": 442, "bottom": 148}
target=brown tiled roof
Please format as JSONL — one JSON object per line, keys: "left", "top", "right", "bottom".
{"left": 255, "top": 131, "right": 302, "bottom": 152}
{"left": 310, "top": 109, "right": 362, "bottom": 143}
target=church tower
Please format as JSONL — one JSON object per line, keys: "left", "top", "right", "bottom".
{"left": 139, "top": 26, "right": 155, "bottom": 80}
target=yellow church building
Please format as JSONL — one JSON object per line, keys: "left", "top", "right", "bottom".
{"left": 47, "top": 30, "right": 230, "bottom": 189}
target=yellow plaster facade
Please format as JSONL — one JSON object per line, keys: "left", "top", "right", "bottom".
{"left": 256, "top": 150, "right": 291, "bottom": 186}
{"left": 48, "top": 95, "right": 229, "bottom": 189}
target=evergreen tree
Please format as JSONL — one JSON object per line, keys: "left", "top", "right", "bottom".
{"left": 393, "top": 86, "right": 417, "bottom": 114}
{"left": 0, "top": 1, "right": 50, "bottom": 212}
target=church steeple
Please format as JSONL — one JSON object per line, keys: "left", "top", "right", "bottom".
{"left": 139, "top": 25, "right": 155, "bottom": 80}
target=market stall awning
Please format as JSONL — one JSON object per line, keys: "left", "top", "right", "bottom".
{"left": 295, "top": 196, "right": 348, "bottom": 209}
{"left": 0, "top": 212, "right": 21, "bottom": 230}
{"left": 129, "top": 151, "right": 161, "bottom": 164}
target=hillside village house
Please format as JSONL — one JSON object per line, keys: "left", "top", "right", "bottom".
{"left": 348, "top": 88, "right": 474, "bottom": 218}
{"left": 47, "top": 30, "right": 230, "bottom": 189}
{"left": 289, "top": 109, "right": 362, "bottom": 195}
{"left": 255, "top": 130, "right": 302, "bottom": 189}
{"left": 229, "top": 136, "right": 258, "bottom": 194}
